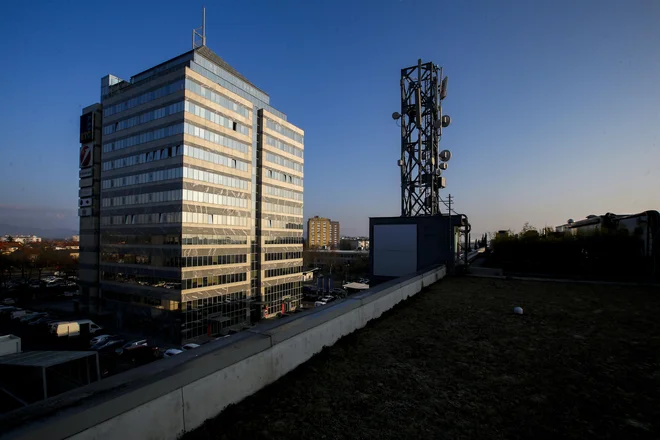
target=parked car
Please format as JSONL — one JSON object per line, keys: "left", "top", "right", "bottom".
{"left": 90, "top": 334, "right": 113, "bottom": 346}
{"left": 120, "top": 344, "right": 160, "bottom": 364}
{"left": 11, "top": 310, "right": 33, "bottom": 320}
{"left": 20, "top": 312, "right": 47, "bottom": 323}
{"left": 28, "top": 280, "right": 41, "bottom": 289}
{"left": 2, "top": 298, "right": 16, "bottom": 305}
{"left": 163, "top": 348, "right": 183, "bottom": 358}
{"left": 115, "top": 339, "right": 148, "bottom": 355}
{"left": 29, "top": 315, "right": 58, "bottom": 326}
{"left": 181, "top": 343, "right": 200, "bottom": 351}
{"left": 91, "top": 335, "right": 125, "bottom": 351}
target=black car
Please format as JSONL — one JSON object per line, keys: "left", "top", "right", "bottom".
{"left": 114, "top": 339, "right": 148, "bottom": 355}
{"left": 91, "top": 336, "right": 125, "bottom": 352}
{"left": 119, "top": 344, "right": 160, "bottom": 364}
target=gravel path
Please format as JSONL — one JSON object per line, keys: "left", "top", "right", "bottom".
{"left": 185, "top": 276, "right": 660, "bottom": 440}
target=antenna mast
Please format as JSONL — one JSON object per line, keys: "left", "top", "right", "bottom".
{"left": 192, "top": 7, "right": 207, "bottom": 49}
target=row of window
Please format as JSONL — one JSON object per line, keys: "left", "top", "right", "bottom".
{"left": 182, "top": 290, "right": 249, "bottom": 312}
{"left": 102, "top": 189, "right": 181, "bottom": 208}
{"left": 101, "top": 211, "right": 249, "bottom": 227}
{"left": 263, "top": 185, "right": 303, "bottom": 202}
{"left": 265, "top": 251, "right": 302, "bottom": 261}
{"left": 102, "top": 166, "right": 250, "bottom": 191}
{"left": 182, "top": 235, "right": 248, "bottom": 246}
{"left": 101, "top": 233, "right": 181, "bottom": 245}
{"left": 265, "top": 119, "right": 304, "bottom": 144}
{"left": 264, "top": 236, "right": 304, "bottom": 245}
{"left": 102, "top": 167, "right": 183, "bottom": 189}
{"left": 186, "top": 101, "right": 249, "bottom": 136}
{"left": 103, "top": 289, "right": 165, "bottom": 307}
{"left": 102, "top": 145, "right": 183, "bottom": 171}
{"left": 103, "top": 123, "right": 184, "bottom": 153}
{"left": 185, "top": 78, "right": 251, "bottom": 118}
{"left": 183, "top": 272, "right": 247, "bottom": 290}
{"left": 103, "top": 121, "right": 250, "bottom": 156}
{"left": 263, "top": 202, "right": 303, "bottom": 216}
{"left": 103, "top": 79, "right": 185, "bottom": 117}
{"left": 104, "top": 101, "right": 184, "bottom": 135}
{"left": 101, "top": 271, "right": 180, "bottom": 290}
{"left": 194, "top": 54, "right": 269, "bottom": 105}
{"left": 184, "top": 144, "right": 249, "bottom": 172}
{"left": 183, "top": 211, "right": 250, "bottom": 227}
{"left": 184, "top": 122, "right": 249, "bottom": 154}
{"left": 264, "top": 135, "right": 304, "bottom": 159}
{"left": 183, "top": 166, "right": 250, "bottom": 191}
{"left": 101, "top": 252, "right": 150, "bottom": 265}
{"left": 101, "top": 189, "right": 249, "bottom": 209}
{"left": 265, "top": 169, "right": 303, "bottom": 187}
{"left": 102, "top": 212, "right": 181, "bottom": 226}
{"left": 183, "top": 189, "right": 249, "bottom": 208}
{"left": 265, "top": 151, "right": 304, "bottom": 173}
{"left": 182, "top": 254, "right": 247, "bottom": 268}
{"left": 263, "top": 219, "right": 303, "bottom": 230}
{"left": 264, "top": 281, "right": 302, "bottom": 296}
{"left": 265, "top": 265, "right": 303, "bottom": 278}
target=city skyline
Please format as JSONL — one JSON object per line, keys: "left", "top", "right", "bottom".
{"left": 1, "top": 0, "right": 659, "bottom": 237}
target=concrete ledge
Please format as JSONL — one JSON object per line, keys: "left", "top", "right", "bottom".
{"left": 2, "top": 265, "right": 446, "bottom": 440}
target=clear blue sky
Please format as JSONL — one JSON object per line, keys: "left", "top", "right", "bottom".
{"left": 1, "top": 0, "right": 659, "bottom": 236}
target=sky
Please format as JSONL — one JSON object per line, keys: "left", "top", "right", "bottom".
{"left": 0, "top": 0, "right": 659, "bottom": 237}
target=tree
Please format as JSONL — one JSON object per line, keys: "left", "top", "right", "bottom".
{"left": 5, "top": 235, "right": 13, "bottom": 243}
{"left": 520, "top": 222, "right": 539, "bottom": 239}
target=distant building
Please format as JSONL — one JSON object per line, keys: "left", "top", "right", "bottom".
{"left": 304, "top": 249, "right": 368, "bottom": 271}
{"left": 71, "top": 235, "right": 80, "bottom": 242}
{"left": 340, "top": 236, "right": 369, "bottom": 250}
{"left": 307, "top": 216, "right": 340, "bottom": 248}
{"left": 1, "top": 235, "right": 41, "bottom": 243}
{"left": 555, "top": 210, "right": 659, "bottom": 257}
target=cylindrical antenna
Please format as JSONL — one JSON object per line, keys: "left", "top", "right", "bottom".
{"left": 202, "top": 7, "right": 206, "bottom": 46}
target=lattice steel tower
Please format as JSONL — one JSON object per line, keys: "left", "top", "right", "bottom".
{"left": 393, "top": 59, "right": 451, "bottom": 217}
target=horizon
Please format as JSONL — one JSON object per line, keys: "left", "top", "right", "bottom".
{"left": 1, "top": 0, "right": 659, "bottom": 237}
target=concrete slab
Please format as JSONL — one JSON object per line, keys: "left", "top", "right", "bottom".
{"left": 66, "top": 389, "right": 184, "bottom": 440}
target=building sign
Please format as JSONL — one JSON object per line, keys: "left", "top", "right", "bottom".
{"left": 79, "top": 168, "right": 93, "bottom": 179}
{"left": 79, "top": 198, "right": 92, "bottom": 207}
{"left": 79, "top": 177, "right": 93, "bottom": 188}
{"left": 80, "top": 112, "right": 95, "bottom": 143}
{"left": 80, "top": 145, "right": 93, "bottom": 168}
{"left": 79, "top": 187, "right": 92, "bottom": 198}
{"left": 78, "top": 207, "right": 92, "bottom": 217}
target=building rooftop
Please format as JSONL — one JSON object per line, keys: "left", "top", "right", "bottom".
{"left": 182, "top": 277, "right": 660, "bottom": 440}
{"left": 0, "top": 351, "right": 96, "bottom": 369}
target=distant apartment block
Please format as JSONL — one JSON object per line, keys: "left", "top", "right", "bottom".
{"left": 78, "top": 44, "right": 304, "bottom": 343}
{"left": 307, "top": 216, "right": 340, "bottom": 248}
{"left": 71, "top": 235, "right": 80, "bottom": 242}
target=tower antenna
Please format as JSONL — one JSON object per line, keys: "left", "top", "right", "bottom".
{"left": 192, "top": 7, "right": 207, "bottom": 49}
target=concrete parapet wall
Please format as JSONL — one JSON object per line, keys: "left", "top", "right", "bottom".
{"left": 2, "top": 265, "right": 446, "bottom": 440}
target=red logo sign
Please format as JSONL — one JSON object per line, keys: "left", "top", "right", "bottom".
{"left": 80, "top": 145, "right": 92, "bottom": 168}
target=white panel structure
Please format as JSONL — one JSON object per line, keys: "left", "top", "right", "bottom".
{"left": 373, "top": 224, "right": 417, "bottom": 277}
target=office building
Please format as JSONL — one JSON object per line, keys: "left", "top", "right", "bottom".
{"left": 307, "top": 216, "right": 340, "bottom": 248}
{"left": 78, "top": 44, "right": 304, "bottom": 342}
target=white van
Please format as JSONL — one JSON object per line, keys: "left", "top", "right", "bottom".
{"left": 74, "top": 319, "right": 103, "bottom": 334}
{"left": 49, "top": 322, "right": 80, "bottom": 337}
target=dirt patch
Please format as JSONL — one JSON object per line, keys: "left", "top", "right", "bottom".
{"left": 184, "top": 277, "right": 660, "bottom": 440}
